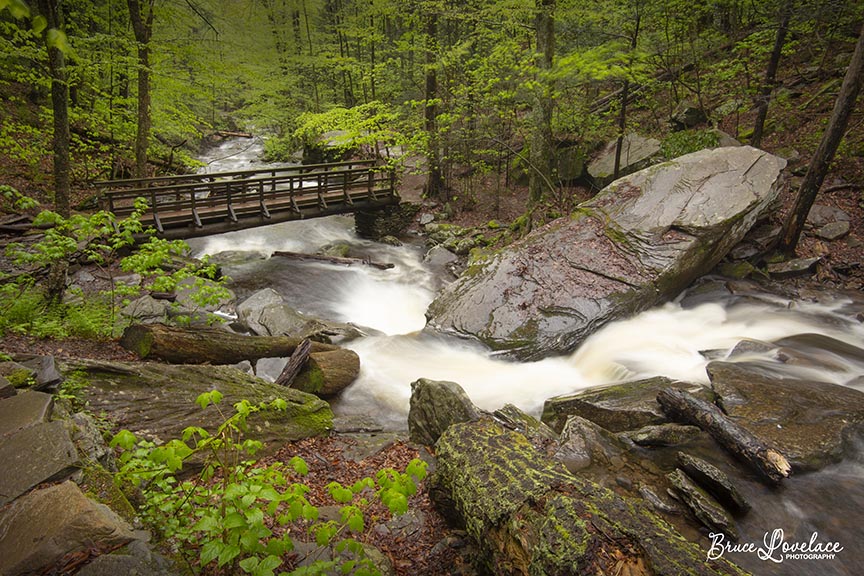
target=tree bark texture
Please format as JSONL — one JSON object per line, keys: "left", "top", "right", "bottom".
{"left": 657, "top": 388, "right": 791, "bottom": 485}
{"left": 614, "top": 12, "right": 640, "bottom": 181}
{"left": 751, "top": 2, "right": 791, "bottom": 148}
{"left": 780, "top": 22, "right": 864, "bottom": 253}
{"left": 120, "top": 323, "right": 341, "bottom": 363}
{"left": 35, "top": 0, "right": 70, "bottom": 217}
{"left": 423, "top": 12, "right": 443, "bottom": 198}
{"left": 528, "top": 0, "right": 555, "bottom": 205}
{"left": 127, "top": 0, "right": 154, "bottom": 179}
{"left": 432, "top": 418, "right": 748, "bottom": 576}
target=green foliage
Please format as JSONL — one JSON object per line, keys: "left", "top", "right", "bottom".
{"left": 660, "top": 129, "right": 719, "bottom": 159}
{"left": 112, "top": 392, "right": 427, "bottom": 576}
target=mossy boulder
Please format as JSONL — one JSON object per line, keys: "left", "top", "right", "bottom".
{"left": 64, "top": 360, "right": 332, "bottom": 453}
{"left": 426, "top": 147, "right": 786, "bottom": 360}
{"left": 431, "top": 417, "right": 748, "bottom": 575}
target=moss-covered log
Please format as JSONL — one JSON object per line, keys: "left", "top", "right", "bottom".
{"left": 432, "top": 418, "right": 749, "bottom": 576}
{"left": 120, "top": 323, "right": 339, "bottom": 364}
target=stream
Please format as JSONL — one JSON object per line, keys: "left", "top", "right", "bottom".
{"left": 188, "top": 137, "right": 863, "bottom": 576}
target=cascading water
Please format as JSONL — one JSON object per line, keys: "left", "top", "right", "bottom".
{"left": 187, "top": 138, "right": 864, "bottom": 576}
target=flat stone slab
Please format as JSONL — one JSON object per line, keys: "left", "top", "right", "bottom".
{"left": 708, "top": 361, "right": 864, "bottom": 471}
{"left": 0, "top": 481, "right": 136, "bottom": 576}
{"left": 0, "top": 390, "right": 54, "bottom": 438}
{"left": 0, "top": 420, "right": 80, "bottom": 505}
{"left": 0, "top": 361, "right": 35, "bottom": 388}
{"left": 542, "top": 376, "right": 712, "bottom": 433}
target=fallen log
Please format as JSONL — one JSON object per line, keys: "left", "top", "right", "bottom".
{"left": 289, "top": 348, "right": 360, "bottom": 396}
{"left": 120, "top": 323, "right": 339, "bottom": 364}
{"left": 432, "top": 417, "right": 748, "bottom": 576}
{"left": 275, "top": 338, "right": 312, "bottom": 388}
{"left": 657, "top": 388, "right": 791, "bottom": 485}
{"left": 271, "top": 250, "right": 394, "bottom": 270}
{"left": 215, "top": 130, "right": 254, "bottom": 139}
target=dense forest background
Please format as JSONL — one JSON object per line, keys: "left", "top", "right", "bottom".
{"left": 1, "top": 0, "right": 863, "bottom": 221}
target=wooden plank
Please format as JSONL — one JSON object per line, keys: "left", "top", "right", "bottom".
{"left": 275, "top": 339, "right": 312, "bottom": 387}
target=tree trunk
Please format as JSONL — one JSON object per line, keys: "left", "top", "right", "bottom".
{"left": 751, "top": 2, "right": 791, "bottom": 148}
{"left": 432, "top": 417, "right": 747, "bottom": 576}
{"left": 657, "top": 388, "right": 791, "bottom": 485}
{"left": 127, "top": 0, "right": 154, "bottom": 179}
{"left": 120, "top": 323, "right": 341, "bottom": 363}
{"left": 779, "top": 22, "right": 864, "bottom": 254}
{"left": 528, "top": 0, "right": 555, "bottom": 205}
{"left": 290, "top": 348, "right": 360, "bottom": 396}
{"left": 423, "top": 12, "right": 443, "bottom": 198}
{"left": 35, "top": 0, "right": 70, "bottom": 217}
{"left": 613, "top": 12, "right": 641, "bottom": 181}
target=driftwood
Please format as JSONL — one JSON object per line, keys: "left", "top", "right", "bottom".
{"left": 657, "top": 388, "right": 791, "bottom": 485}
{"left": 271, "top": 250, "right": 394, "bottom": 270}
{"left": 275, "top": 338, "right": 312, "bottom": 387}
{"left": 120, "top": 323, "right": 339, "bottom": 364}
{"left": 215, "top": 130, "right": 254, "bottom": 139}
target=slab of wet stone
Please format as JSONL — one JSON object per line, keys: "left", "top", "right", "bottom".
{"left": 0, "top": 481, "right": 136, "bottom": 576}
{"left": 0, "top": 420, "right": 80, "bottom": 506}
{"left": 0, "top": 390, "right": 54, "bottom": 437}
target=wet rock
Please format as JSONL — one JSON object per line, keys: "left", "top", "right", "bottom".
{"left": 207, "top": 250, "right": 268, "bottom": 267}
{"left": 318, "top": 240, "right": 352, "bottom": 258}
{"left": 667, "top": 468, "right": 738, "bottom": 540}
{"left": 0, "top": 420, "right": 81, "bottom": 506}
{"left": 121, "top": 295, "right": 170, "bottom": 324}
{"left": 807, "top": 204, "right": 850, "bottom": 228}
{"left": 0, "top": 481, "right": 137, "bottom": 576}
{"left": 728, "top": 338, "right": 776, "bottom": 358}
{"left": 408, "top": 378, "right": 482, "bottom": 446}
{"left": 67, "top": 360, "right": 332, "bottom": 453}
{"left": 774, "top": 333, "right": 864, "bottom": 368}
{"left": 236, "top": 288, "right": 286, "bottom": 333}
{"left": 427, "top": 147, "right": 786, "bottom": 360}
{"left": 238, "top": 289, "right": 362, "bottom": 342}
{"left": 424, "top": 245, "right": 459, "bottom": 267}
{"left": 623, "top": 423, "right": 702, "bottom": 447}
{"left": 0, "top": 390, "right": 53, "bottom": 437}
{"left": 419, "top": 212, "right": 435, "bottom": 226}
{"left": 554, "top": 415, "right": 626, "bottom": 473}
{"left": 0, "top": 482, "right": 135, "bottom": 576}
{"left": 587, "top": 133, "right": 662, "bottom": 188}
{"left": 767, "top": 256, "right": 820, "bottom": 278}
{"left": 76, "top": 538, "right": 178, "bottom": 576}
{"left": 71, "top": 412, "right": 117, "bottom": 471}
{"left": 677, "top": 452, "right": 750, "bottom": 513}
{"left": 639, "top": 485, "right": 682, "bottom": 515}
{"left": 379, "top": 235, "right": 402, "bottom": 246}
{"left": 541, "top": 376, "right": 712, "bottom": 433}
{"left": 815, "top": 220, "right": 851, "bottom": 241}
{"left": 708, "top": 361, "right": 864, "bottom": 470}
{"left": 492, "top": 404, "right": 558, "bottom": 446}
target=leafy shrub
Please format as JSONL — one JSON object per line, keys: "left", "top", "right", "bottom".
{"left": 661, "top": 129, "right": 720, "bottom": 159}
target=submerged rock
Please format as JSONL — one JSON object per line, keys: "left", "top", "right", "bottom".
{"left": 426, "top": 146, "right": 786, "bottom": 360}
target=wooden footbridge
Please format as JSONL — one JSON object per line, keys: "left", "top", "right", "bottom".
{"left": 96, "top": 160, "right": 398, "bottom": 240}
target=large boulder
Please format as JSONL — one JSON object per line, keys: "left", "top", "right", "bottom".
{"left": 426, "top": 146, "right": 786, "bottom": 360}
{"left": 65, "top": 360, "right": 333, "bottom": 451}
{"left": 587, "top": 133, "right": 661, "bottom": 188}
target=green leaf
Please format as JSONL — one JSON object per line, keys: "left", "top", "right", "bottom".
{"left": 223, "top": 512, "right": 247, "bottom": 529}
{"left": 217, "top": 543, "right": 241, "bottom": 567}
{"left": 193, "top": 514, "right": 220, "bottom": 533}
{"left": 45, "top": 28, "right": 71, "bottom": 54}
{"left": 2, "top": 0, "right": 30, "bottom": 19}
{"left": 406, "top": 458, "right": 428, "bottom": 481}
{"left": 199, "top": 540, "right": 222, "bottom": 566}
{"left": 239, "top": 556, "right": 259, "bottom": 573}
{"left": 254, "top": 555, "right": 282, "bottom": 576}
{"left": 110, "top": 429, "right": 137, "bottom": 450}
{"left": 289, "top": 456, "right": 308, "bottom": 476}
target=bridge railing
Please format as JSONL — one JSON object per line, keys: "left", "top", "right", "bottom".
{"left": 97, "top": 162, "right": 396, "bottom": 234}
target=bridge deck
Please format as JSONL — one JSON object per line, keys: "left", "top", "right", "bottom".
{"left": 96, "top": 160, "right": 398, "bottom": 240}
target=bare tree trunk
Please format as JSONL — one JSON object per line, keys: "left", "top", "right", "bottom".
{"left": 779, "top": 23, "right": 864, "bottom": 254}
{"left": 528, "top": 0, "right": 555, "bottom": 206}
{"left": 751, "top": 1, "right": 791, "bottom": 148}
{"left": 614, "top": 11, "right": 641, "bottom": 181}
{"left": 36, "top": 0, "right": 70, "bottom": 217}
{"left": 127, "top": 0, "right": 154, "bottom": 179}
{"left": 423, "top": 11, "right": 443, "bottom": 198}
